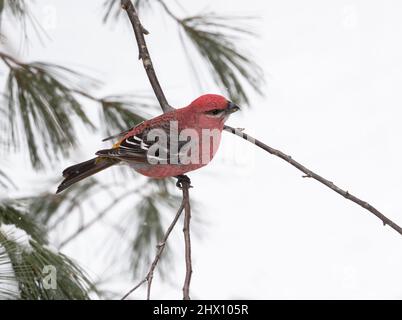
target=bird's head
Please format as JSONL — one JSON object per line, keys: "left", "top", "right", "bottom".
{"left": 188, "top": 94, "right": 240, "bottom": 127}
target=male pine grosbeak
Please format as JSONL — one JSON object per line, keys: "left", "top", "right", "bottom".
{"left": 57, "top": 94, "right": 239, "bottom": 193}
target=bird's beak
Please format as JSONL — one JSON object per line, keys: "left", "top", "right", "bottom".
{"left": 226, "top": 101, "right": 240, "bottom": 114}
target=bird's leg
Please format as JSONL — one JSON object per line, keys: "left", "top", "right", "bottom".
{"left": 175, "top": 175, "right": 192, "bottom": 189}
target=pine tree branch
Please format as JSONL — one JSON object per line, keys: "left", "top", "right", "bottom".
{"left": 0, "top": 204, "right": 96, "bottom": 299}
{"left": 0, "top": 51, "right": 22, "bottom": 68}
{"left": 121, "top": 198, "right": 185, "bottom": 300}
{"left": 121, "top": 0, "right": 173, "bottom": 113}
{"left": 1, "top": 52, "right": 95, "bottom": 168}
{"left": 223, "top": 125, "right": 402, "bottom": 236}
{"left": 156, "top": 1, "right": 264, "bottom": 105}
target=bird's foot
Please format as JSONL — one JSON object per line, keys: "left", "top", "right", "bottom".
{"left": 175, "top": 175, "right": 192, "bottom": 189}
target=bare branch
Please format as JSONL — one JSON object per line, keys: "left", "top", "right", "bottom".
{"left": 121, "top": 198, "right": 185, "bottom": 300}
{"left": 224, "top": 125, "right": 402, "bottom": 236}
{"left": 120, "top": 0, "right": 173, "bottom": 113}
{"left": 181, "top": 178, "right": 192, "bottom": 300}
{"left": 120, "top": 0, "right": 194, "bottom": 300}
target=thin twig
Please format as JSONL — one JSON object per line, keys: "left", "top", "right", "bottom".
{"left": 121, "top": 199, "right": 186, "bottom": 300}
{"left": 224, "top": 125, "right": 402, "bottom": 236}
{"left": 58, "top": 189, "right": 134, "bottom": 249}
{"left": 181, "top": 179, "right": 192, "bottom": 300}
{"left": 121, "top": 0, "right": 173, "bottom": 113}
{"left": 0, "top": 51, "right": 23, "bottom": 68}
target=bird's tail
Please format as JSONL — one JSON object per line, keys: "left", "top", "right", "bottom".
{"left": 56, "top": 157, "right": 119, "bottom": 194}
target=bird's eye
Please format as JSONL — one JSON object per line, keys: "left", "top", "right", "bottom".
{"left": 206, "top": 109, "right": 222, "bottom": 115}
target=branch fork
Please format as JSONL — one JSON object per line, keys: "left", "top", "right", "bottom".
{"left": 120, "top": 0, "right": 192, "bottom": 300}
{"left": 121, "top": 0, "right": 401, "bottom": 302}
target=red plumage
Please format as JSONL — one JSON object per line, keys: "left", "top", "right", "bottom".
{"left": 57, "top": 94, "right": 239, "bottom": 193}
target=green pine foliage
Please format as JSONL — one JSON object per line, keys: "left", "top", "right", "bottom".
{"left": 103, "top": 0, "right": 264, "bottom": 105}
{"left": 0, "top": 203, "right": 95, "bottom": 299}
{"left": 99, "top": 95, "right": 153, "bottom": 138}
{"left": 179, "top": 14, "right": 263, "bottom": 105}
{"left": 0, "top": 0, "right": 27, "bottom": 23}
{"left": 0, "top": 169, "right": 15, "bottom": 189}
{"left": 2, "top": 57, "right": 95, "bottom": 168}
{"left": 0, "top": 0, "right": 264, "bottom": 299}
{"left": 25, "top": 178, "right": 107, "bottom": 226}
{"left": 130, "top": 179, "right": 181, "bottom": 275}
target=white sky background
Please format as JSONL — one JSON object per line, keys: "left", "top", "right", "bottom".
{"left": 3, "top": 0, "right": 402, "bottom": 299}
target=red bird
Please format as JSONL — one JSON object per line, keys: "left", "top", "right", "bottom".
{"left": 56, "top": 94, "right": 239, "bottom": 193}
